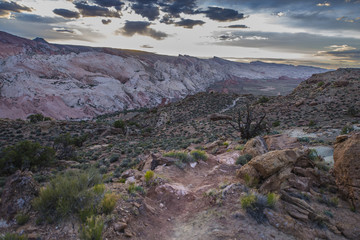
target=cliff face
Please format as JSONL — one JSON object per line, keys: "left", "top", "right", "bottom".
{"left": 0, "top": 31, "right": 328, "bottom": 120}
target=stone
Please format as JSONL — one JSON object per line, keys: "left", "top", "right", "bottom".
{"left": 114, "top": 222, "right": 127, "bottom": 232}
{"left": 242, "top": 136, "right": 268, "bottom": 158}
{"left": 249, "top": 148, "right": 307, "bottom": 179}
{"left": 333, "top": 132, "right": 360, "bottom": 209}
{"left": 264, "top": 134, "right": 302, "bottom": 151}
{"left": 0, "top": 171, "right": 39, "bottom": 220}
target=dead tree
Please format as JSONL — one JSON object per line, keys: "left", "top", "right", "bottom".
{"left": 226, "top": 104, "right": 268, "bottom": 140}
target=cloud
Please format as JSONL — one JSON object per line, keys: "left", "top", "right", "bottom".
{"left": 53, "top": 27, "right": 75, "bottom": 34}
{"left": 174, "top": 18, "right": 205, "bottom": 28}
{"left": 93, "top": 0, "right": 124, "bottom": 10}
{"left": 214, "top": 31, "right": 360, "bottom": 54}
{"left": 53, "top": 9, "right": 80, "bottom": 19}
{"left": 140, "top": 44, "right": 153, "bottom": 48}
{"left": 316, "top": 2, "right": 331, "bottom": 7}
{"left": 116, "top": 21, "right": 168, "bottom": 40}
{"left": 199, "top": 7, "right": 246, "bottom": 22}
{"left": 102, "top": 19, "right": 111, "bottom": 24}
{"left": 161, "top": 0, "right": 197, "bottom": 18}
{"left": 316, "top": 45, "right": 360, "bottom": 60}
{"left": 75, "top": 2, "right": 121, "bottom": 18}
{"left": 132, "top": 3, "right": 160, "bottom": 21}
{"left": 224, "top": 24, "right": 248, "bottom": 28}
{"left": 13, "top": 13, "right": 67, "bottom": 23}
{"left": 0, "top": 1, "right": 32, "bottom": 17}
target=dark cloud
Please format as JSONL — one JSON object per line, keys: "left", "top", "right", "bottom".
{"left": 140, "top": 44, "right": 153, "bottom": 48}
{"left": 13, "top": 13, "right": 67, "bottom": 23}
{"left": 316, "top": 48, "right": 360, "bottom": 60}
{"left": 199, "top": 7, "right": 246, "bottom": 22}
{"left": 225, "top": 24, "right": 248, "bottom": 28}
{"left": 161, "top": 0, "right": 197, "bottom": 18}
{"left": 132, "top": 3, "right": 160, "bottom": 21}
{"left": 102, "top": 19, "right": 111, "bottom": 24}
{"left": 160, "top": 14, "right": 174, "bottom": 24}
{"left": 117, "top": 21, "right": 168, "bottom": 40}
{"left": 174, "top": 18, "right": 205, "bottom": 28}
{"left": 54, "top": 28, "right": 75, "bottom": 34}
{"left": 93, "top": 0, "right": 124, "bottom": 10}
{"left": 75, "top": 2, "right": 121, "bottom": 18}
{"left": 53, "top": 9, "right": 80, "bottom": 19}
{"left": 0, "top": 1, "right": 32, "bottom": 17}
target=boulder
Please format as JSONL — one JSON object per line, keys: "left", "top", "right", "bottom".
{"left": 333, "top": 132, "right": 360, "bottom": 209}
{"left": 249, "top": 148, "right": 307, "bottom": 179}
{"left": 242, "top": 136, "right": 268, "bottom": 158}
{"left": 0, "top": 171, "right": 39, "bottom": 220}
{"left": 264, "top": 134, "right": 302, "bottom": 151}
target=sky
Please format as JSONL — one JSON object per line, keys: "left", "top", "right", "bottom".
{"left": 0, "top": 0, "right": 359, "bottom": 68}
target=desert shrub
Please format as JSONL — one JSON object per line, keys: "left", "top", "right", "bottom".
{"left": 144, "top": 170, "right": 155, "bottom": 184}
{"left": 113, "top": 120, "right": 125, "bottom": 129}
{"left": 27, "top": 113, "right": 50, "bottom": 123}
{"left": 272, "top": 120, "right": 280, "bottom": 127}
{"left": 53, "top": 133, "right": 88, "bottom": 160}
{"left": 15, "top": 213, "right": 30, "bottom": 225}
{"left": 257, "top": 96, "right": 270, "bottom": 104}
{"left": 243, "top": 173, "right": 259, "bottom": 188}
{"left": 163, "top": 151, "right": 194, "bottom": 163}
{"left": 109, "top": 154, "right": 119, "bottom": 163}
{"left": 128, "top": 183, "right": 145, "bottom": 195}
{"left": 240, "top": 192, "right": 278, "bottom": 223}
{"left": 235, "top": 145, "right": 244, "bottom": 151}
{"left": 341, "top": 125, "right": 354, "bottom": 135}
{"left": 236, "top": 154, "right": 253, "bottom": 165}
{"left": 347, "top": 106, "right": 358, "bottom": 117}
{"left": 80, "top": 216, "right": 104, "bottom": 240}
{"left": 33, "top": 168, "right": 103, "bottom": 223}
{"left": 308, "top": 120, "right": 316, "bottom": 127}
{"left": 0, "top": 141, "right": 55, "bottom": 175}
{"left": 308, "top": 150, "right": 330, "bottom": 171}
{"left": 190, "top": 150, "right": 208, "bottom": 161}
{"left": 0, "top": 233, "right": 28, "bottom": 240}
{"left": 317, "top": 195, "right": 339, "bottom": 207}
{"left": 101, "top": 193, "right": 119, "bottom": 215}
{"left": 266, "top": 192, "right": 279, "bottom": 208}
{"left": 317, "top": 81, "right": 324, "bottom": 87}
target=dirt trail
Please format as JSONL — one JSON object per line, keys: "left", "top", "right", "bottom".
{"left": 127, "top": 156, "right": 293, "bottom": 240}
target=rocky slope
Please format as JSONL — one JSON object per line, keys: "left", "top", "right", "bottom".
{"left": 0, "top": 31, "right": 328, "bottom": 120}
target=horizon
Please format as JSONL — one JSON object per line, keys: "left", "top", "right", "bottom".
{"left": 0, "top": 0, "right": 359, "bottom": 69}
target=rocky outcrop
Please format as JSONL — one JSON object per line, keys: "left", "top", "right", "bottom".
{"left": 264, "top": 134, "right": 302, "bottom": 151}
{"left": 0, "top": 171, "right": 39, "bottom": 221}
{"left": 333, "top": 132, "right": 360, "bottom": 209}
{"left": 242, "top": 136, "right": 268, "bottom": 158}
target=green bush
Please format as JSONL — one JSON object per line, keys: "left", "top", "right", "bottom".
{"left": 257, "top": 96, "right": 270, "bottom": 104}
{"left": 266, "top": 192, "right": 279, "bottom": 208}
{"left": 0, "top": 233, "right": 28, "bottom": 240}
{"left": 341, "top": 125, "right": 354, "bottom": 135}
{"left": 128, "top": 183, "right": 145, "bottom": 195}
{"left": 240, "top": 193, "right": 256, "bottom": 209}
{"left": 236, "top": 154, "right": 252, "bottom": 165}
{"left": 317, "top": 81, "right": 324, "bottom": 87}
{"left": 113, "top": 120, "right": 125, "bottom": 129}
{"left": 80, "top": 216, "right": 104, "bottom": 240}
{"left": 27, "top": 113, "right": 51, "bottom": 123}
{"left": 272, "top": 121, "right": 280, "bottom": 127}
{"left": 0, "top": 141, "right": 55, "bottom": 175}
{"left": 33, "top": 168, "right": 103, "bottom": 223}
{"left": 308, "top": 120, "right": 316, "bottom": 127}
{"left": 163, "top": 151, "right": 194, "bottom": 163}
{"left": 190, "top": 150, "right": 208, "bottom": 161}
{"left": 243, "top": 173, "right": 259, "bottom": 188}
{"left": 15, "top": 213, "right": 30, "bottom": 225}
{"left": 101, "top": 193, "right": 119, "bottom": 215}
{"left": 144, "top": 170, "right": 155, "bottom": 184}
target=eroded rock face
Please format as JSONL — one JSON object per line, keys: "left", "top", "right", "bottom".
{"left": 333, "top": 132, "right": 360, "bottom": 209}
{"left": 0, "top": 171, "right": 39, "bottom": 221}
{"left": 264, "top": 134, "right": 302, "bottom": 151}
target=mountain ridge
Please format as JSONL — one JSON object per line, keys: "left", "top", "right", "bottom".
{"left": 0, "top": 31, "right": 329, "bottom": 120}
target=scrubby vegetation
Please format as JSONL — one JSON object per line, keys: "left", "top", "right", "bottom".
{"left": 33, "top": 168, "right": 104, "bottom": 223}
{"left": 190, "top": 150, "right": 208, "bottom": 161}
{"left": 0, "top": 140, "right": 55, "bottom": 175}
{"left": 27, "top": 113, "right": 51, "bottom": 123}
{"left": 236, "top": 154, "right": 252, "bottom": 165}
{"left": 0, "top": 233, "right": 28, "bottom": 240}
{"left": 80, "top": 215, "right": 104, "bottom": 240}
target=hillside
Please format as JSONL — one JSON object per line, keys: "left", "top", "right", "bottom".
{"left": 0, "top": 31, "right": 328, "bottom": 120}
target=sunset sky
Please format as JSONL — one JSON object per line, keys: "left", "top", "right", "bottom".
{"left": 0, "top": 0, "right": 359, "bottom": 68}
